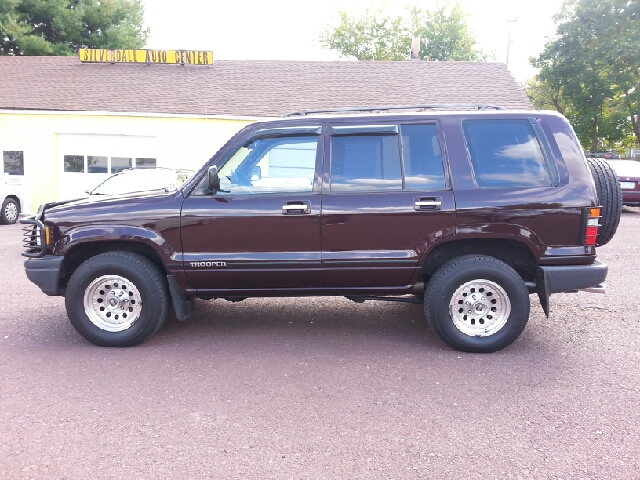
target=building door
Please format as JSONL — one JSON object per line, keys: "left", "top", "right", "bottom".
{"left": 58, "top": 134, "right": 157, "bottom": 200}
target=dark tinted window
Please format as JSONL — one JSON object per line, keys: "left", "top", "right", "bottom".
{"left": 330, "top": 135, "right": 402, "bottom": 191}
{"left": 463, "top": 119, "right": 552, "bottom": 188}
{"left": 3, "top": 151, "right": 24, "bottom": 175}
{"left": 401, "top": 124, "right": 445, "bottom": 189}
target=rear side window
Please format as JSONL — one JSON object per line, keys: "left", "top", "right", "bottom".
{"left": 329, "top": 123, "right": 446, "bottom": 191}
{"left": 463, "top": 119, "right": 553, "bottom": 188}
{"left": 401, "top": 124, "right": 446, "bottom": 189}
{"left": 331, "top": 135, "right": 402, "bottom": 190}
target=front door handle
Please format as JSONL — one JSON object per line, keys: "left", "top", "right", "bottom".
{"left": 282, "top": 201, "right": 311, "bottom": 215}
{"left": 414, "top": 197, "right": 442, "bottom": 211}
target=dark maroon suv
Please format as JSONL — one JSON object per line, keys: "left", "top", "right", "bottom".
{"left": 21, "top": 105, "right": 622, "bottom": 352}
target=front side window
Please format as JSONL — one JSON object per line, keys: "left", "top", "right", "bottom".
{"left": 3, "top": 151, "right": 24, "bottom": 175}
{"left": 200, "top": 135, "right": 318, "bottom": 196}
{"left": 463, "top": 119, "right": 553, "bottom": 188}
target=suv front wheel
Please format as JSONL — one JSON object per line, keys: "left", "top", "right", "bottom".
{"left": 65, "top": 251, "right": 169, "bottom": 347}
{"left": 424, "top": 255, "right": 530, "bottom": 353}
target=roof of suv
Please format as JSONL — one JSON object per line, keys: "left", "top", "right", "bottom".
{"left": 254, "top": 107, "right": 560, "bottom": 124}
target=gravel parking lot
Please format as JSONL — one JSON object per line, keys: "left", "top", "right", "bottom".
{"left": 1, "top": 209, "right": 639, "bottom": 479}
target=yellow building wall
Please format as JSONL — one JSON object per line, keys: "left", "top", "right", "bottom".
{"left": 0, "top": 112, "right": 255, "bottom": 213}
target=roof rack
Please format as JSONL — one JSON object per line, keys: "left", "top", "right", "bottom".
{"left": 282, "top": 104, "right": 504, "bottom": 117}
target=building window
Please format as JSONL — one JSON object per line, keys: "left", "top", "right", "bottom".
{"left": 64, "top": 155, "right": 85, "bottom": 173}
{"left": 111, "top": 157, "right": 132, "bottom": 173}
{"left": 87, "top": 156, "right": 108, "bottom": 173}
{"left": 63, "top": 155, "right": 155, "bottom": 173}
{"left": 136, "top": 158, "right": 157, "bottom": 168}
{"left": 3, "top": 151, "right": 25, "bottom": 175}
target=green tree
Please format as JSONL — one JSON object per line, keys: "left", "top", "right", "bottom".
{"left": 319, "top": 2, "right": 487, "bottom": 62}
{"left": 0, "top": 0, "right": 149, "bottom": 56}
{"left": 318, "top": 6, "right": 408, "bottom": 61}
{"left": 409, "top": 4, "right": 487, "bottom": 61}
{"left": 531, "top": 0, "right": 640, "bottom": 151}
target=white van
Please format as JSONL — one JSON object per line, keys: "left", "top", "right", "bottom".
{"left": 1, "top": 150, "right": 26, "bottom": 224}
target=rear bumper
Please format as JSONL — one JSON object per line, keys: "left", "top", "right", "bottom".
{"left": 539, "top": 260, "right": 608, "bottom": 294}
{"left": 536, "top": 260, "right": 608, "bottom": 316}
{"left": 24, "top": 255, "right": 64, "bottom": 296}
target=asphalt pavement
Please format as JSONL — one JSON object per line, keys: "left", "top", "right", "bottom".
{"left": 1, "top": 209, "right": 639, "bottom": 479}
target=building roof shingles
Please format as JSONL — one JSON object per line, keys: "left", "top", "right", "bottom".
{"left": 0, "top": 56, "right": 532, "bottom": 117}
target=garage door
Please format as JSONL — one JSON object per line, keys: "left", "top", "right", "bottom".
{"left": 58, "top": 134, "right": 157, "bottom": 200}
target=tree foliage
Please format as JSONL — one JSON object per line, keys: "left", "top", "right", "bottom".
{"left": 0, "top": 0, "right": 149, "bottom": 55}
{"left": 319, "top": 2, "right": 488, "bottom": 62}
{"left": 530, "top": 0, "right": 640, "bottom": 151}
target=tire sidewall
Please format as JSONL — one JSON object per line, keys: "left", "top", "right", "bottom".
{"left": 65, "top": 253, "right": 167, "bottom": 347}
{"left": 1, "top": 198, "right": 19, "bottom": 225}
{"left": 427, "top": 258, "right": 529, "bottom": 353}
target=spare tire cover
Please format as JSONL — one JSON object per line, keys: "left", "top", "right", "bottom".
{"left": 587, "top": 157, "right": 622, "bottom": 246}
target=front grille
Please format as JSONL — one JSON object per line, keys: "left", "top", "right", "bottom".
{"left": 20, "top": 218, "right": 46, "bottom": 258}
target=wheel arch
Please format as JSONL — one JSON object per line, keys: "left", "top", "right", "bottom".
{"left": 59, "top": 240, "right": 167, "bottom": 291}
{"left": 420, "top": 237, "right": 538, "bottom": 284}
{"left": 5, "top": 195, "right": 21, "bottom": 208}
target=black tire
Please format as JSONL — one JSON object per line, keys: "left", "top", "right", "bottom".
{"left": 65, "top": 251, "right": 169, "bottom": 347}
{"left": 0, "top": 197, "right": 20, "bottom": 224}
{"left": 424, "top": 255, "right": 530, "bottom": 353}
{"left": 587, "top": 157, "right": 622, "bottom": 246}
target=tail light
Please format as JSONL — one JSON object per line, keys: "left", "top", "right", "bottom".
{"left": 583, "top": 207, "right": 601, "bottom": 246}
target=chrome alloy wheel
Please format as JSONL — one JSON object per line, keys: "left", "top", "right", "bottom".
{"left": 4, "top": 202, "right": 18, "bottom": 223}
{"left": 83, "top": 275, "right": 142, "bottom": 332}
{"left": 449, "top": 279, "right": 511, "bottom": 337}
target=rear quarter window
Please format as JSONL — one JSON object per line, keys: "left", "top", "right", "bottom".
{"left": 463, "top": 119, "right": 553, "bottom": 188}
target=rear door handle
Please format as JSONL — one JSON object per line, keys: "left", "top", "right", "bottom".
{"left": 414, "top": 197, "right": 442, "bottom": 211}
{"left": 282, "top": 201, "right": 311, "bottom": 215}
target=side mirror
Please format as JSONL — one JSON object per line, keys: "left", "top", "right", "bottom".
{"left": 251, "top": 166, "right": 262, "bottom": 181}
{"left": 85, "top": 188, "right": 93, "bottom": 195}
{"left": 208, "top": 165, "right": 221, "bottom": 192}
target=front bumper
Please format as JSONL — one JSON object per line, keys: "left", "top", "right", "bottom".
{"left": 536, "top": 260, "right": 608, "bottom": 316}
{"left": 24, "top": 255, "right": 64, "bottom": 296}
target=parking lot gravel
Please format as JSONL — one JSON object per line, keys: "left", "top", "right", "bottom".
{"left": 1, "top": 209, "right": 639, "bottom": 479}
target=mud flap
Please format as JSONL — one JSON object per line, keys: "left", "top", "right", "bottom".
{"left": 536, "top": 267, "right": 551, "bottom": 318}
{"left": 167, "top": 275, "right": 195, "bottom": 321}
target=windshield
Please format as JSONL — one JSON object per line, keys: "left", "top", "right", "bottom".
{"left": 91, "top": 169, "right": 192, "bottom": 195}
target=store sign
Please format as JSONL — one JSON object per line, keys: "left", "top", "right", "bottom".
{"left": 79, "top": 48, "right": 213, "bottom": 65}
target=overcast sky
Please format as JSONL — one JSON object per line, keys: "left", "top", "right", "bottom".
{"left": 143, "top": 0, "right": 566, "bottom": 82}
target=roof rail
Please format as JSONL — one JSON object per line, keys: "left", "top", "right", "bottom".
{"left": 282, "top": 104, "right": 504, "bottom": 117}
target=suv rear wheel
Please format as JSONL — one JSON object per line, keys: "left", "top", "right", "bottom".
{"left": 65, "top": 251, "right": 169, "bottom": 347}
{"left": 424, "top": 255, "right": 529, "bottom": 353}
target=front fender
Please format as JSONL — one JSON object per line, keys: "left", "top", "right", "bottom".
{"left": 53, "top": 224, "right": 177, "bottom": 263}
